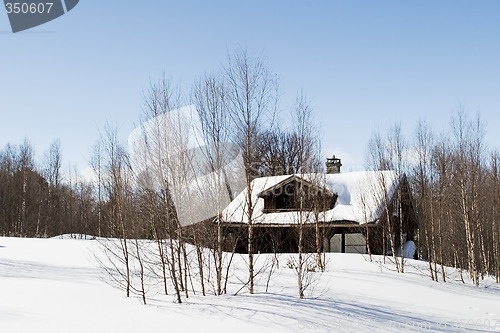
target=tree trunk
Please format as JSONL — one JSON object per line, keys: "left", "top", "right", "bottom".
{"left": 196, "top": 242, "right": 206, "bottom": 296}
{"left": 461, "top": 182, "right": 478, "bottom": 286}
{"left": 216, "top": 219, "right": 223, "bottom": 295}
{"left": 315, "top": 217, "right": 323, "bottom": 271}
{"left": 134, "top": 239, "right": 147, "bottom": 305}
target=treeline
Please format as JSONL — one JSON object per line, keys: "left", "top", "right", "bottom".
{"left": 0, "top": 137, "right": 169, "bottom": 239}
{"left": 370, "top": 109, "right": 500, "bottom": 284}
{"left": 0, "top": 140, "right": 99, "bottom": 237}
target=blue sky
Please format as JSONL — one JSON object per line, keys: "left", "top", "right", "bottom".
{"left": 1, "top": 1, "right": 500, "bottom": 176}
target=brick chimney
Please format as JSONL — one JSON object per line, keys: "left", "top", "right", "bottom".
{"left": 326, "top": 155, "right": 342, "bottom": 174}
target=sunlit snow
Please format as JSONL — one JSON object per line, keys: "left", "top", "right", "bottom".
{"left": 1, "top": 236, "right": 499, "bottom": 332}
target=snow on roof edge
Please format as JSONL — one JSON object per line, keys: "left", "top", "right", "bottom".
{"left": 222, "top": 170, "right": 401, "bottom": 226}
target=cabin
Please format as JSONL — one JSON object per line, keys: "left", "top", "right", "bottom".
{"left": 220, "top": 157, "right": 417, "bottom": 255}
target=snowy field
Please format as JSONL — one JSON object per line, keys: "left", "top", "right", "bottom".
{"left": 1, "top": 236, "right": 499, "bottom": 333}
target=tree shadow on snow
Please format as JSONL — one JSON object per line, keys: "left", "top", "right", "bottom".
{"left": 154, "top": 293, "right": 495, "bottom": 333}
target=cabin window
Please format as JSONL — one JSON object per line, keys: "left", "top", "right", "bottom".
{"left": 261, "top": 179, "right": 336, "bottom": 213}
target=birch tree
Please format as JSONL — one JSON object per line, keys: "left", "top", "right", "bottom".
{"left": 490, "top": 152, "right": 500, "bottom": 283}
{"left": 192, "top": 72, "right": 235, "bottom": 295}
{"left": 42, "top": 140, "right": 62, "bottom": 237}
{"left": 366, "top": 131, "right": 400, "bottom": 272}
{"left": 412, "top": 120, "right": 439, "bottom": 280}
{"left": 224, "top": 48, "right": 278, "bottom": 294}
{"left": 386, "top": 123, "right": 407, "bottom": 272}
{"left": 136, "top": 75, "right": 184, "bottom": 303}
{"left": 450, "top": 110, "right": 485, "bottom": 286}
{"left": 97, "top": 123, "right": 134, "bottom": 298}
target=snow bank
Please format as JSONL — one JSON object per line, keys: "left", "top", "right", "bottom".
{"left": 1, "top": 237, "right": 499, "bottom": 333}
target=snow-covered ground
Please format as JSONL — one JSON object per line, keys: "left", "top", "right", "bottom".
{"left": 0, "top": 236, "right": 499, "bottom": 332}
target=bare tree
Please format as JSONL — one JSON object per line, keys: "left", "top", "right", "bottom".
{"left": 386, "top": 123, "right": 407, "bottom": 272}
{"left": 490, "top": 152, "right": 500, "bottom": 283}
{"left": 17, "top": 139, "right": 36, "bottom": 237}
{"left": 450, "top": 109, "right": 485, "bottom": 286}
{"left": 290, "top": 91, "right": 323, "bottom": 297}
{"left": 41, "top": 140, "right": 62, "bottom": 237}
{"left": 431, "top": 134, "right": 453, "bottom": 282}
{"left": 224, "top": 48, "right": 278, "bottom": 294}
{"left": 412, "top": 120, "right": 439, "bottom": 280}
{"left": 97, "top": 123, "right": 134, "bottom": 297}
{"left": 91, "top": 141, "right": 104, "bottom": 237}
{"left": 132, "top": 238, "right": 147, "bottom": 305}
{"left": 134, "top": 75, "right": 184, "bottom": 303}
{"left": 132, "top": 75, "right": 217, "bottom": 302}
{"left": 192, "top": 72, "right": 233, "bottom": 296}
{"left": 366, "top": 131, "right": 400, "bottom": 272}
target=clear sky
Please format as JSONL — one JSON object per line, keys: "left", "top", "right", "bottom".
{"left": 1, "top": 1, "right": 500, "bottom": 177}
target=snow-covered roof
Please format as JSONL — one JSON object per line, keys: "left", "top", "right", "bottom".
{"left": 222, "top": 170, "right": 400, "bottom": 225}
